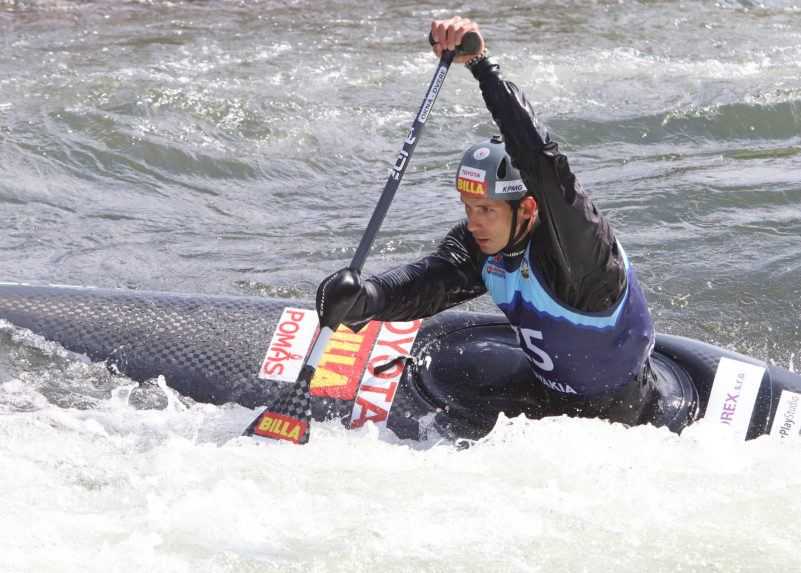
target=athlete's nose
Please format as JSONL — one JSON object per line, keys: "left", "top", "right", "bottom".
{"left": 466, "top": 213, "right": 481, "bottom": 234}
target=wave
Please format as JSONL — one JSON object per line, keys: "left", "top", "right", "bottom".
{"left": 550, "top": 98, "right": 801, "bottom": 147}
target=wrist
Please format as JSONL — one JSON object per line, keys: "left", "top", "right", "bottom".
{"left": 361, "top": 279, "right": 385, "bottom": 317}
{"left": 464, "top": 49, "right": 488, "bottom": 70}
{"left": 466, "top": 51, "right": 496, "bottom": 81}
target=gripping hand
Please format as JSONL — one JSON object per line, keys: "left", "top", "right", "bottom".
{"left": 315, "top": 268, "right": 364, "bottom": 330}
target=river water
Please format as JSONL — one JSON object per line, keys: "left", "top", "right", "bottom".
{"left": 1, "top": 1, "right": 800, "bottom": 571}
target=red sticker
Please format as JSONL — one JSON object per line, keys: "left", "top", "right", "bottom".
{"left": 254, "top": 412, "right": 309, "bottom": 444}
{"left": 350, "top": 320, "right": 423, "bottom": 429}
{"left": 310, "top": 321, "right": 381, "bottom": 400}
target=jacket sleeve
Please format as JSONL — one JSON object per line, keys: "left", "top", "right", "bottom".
{"left": 470, "top": 57, "right": 626, "bottom": 312}
{"left": 344, "top": 222, "right": 487, "bottom": 328}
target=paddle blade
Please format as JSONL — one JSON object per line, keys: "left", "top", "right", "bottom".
{"left": 244, "top": 364, "right": 313, "bottom": 444}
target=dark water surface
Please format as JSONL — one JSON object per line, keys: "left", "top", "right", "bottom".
{"left": 2, "top": 1, "right": 800, "bottom": 367}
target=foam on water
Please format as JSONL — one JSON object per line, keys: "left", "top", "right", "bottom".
{"left": 2, "top": 326, "right": 800, "bottom": 571}
{"left": 2, "top": 379, "right": 801, "bottom": 572}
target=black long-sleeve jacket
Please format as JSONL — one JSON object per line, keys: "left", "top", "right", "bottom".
{"left": 347, "top": 56, "right": 627, "bottom": 325}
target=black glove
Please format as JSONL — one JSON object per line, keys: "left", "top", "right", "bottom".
{"left": 315, "top": 268, "right": 365, "bottom": 330}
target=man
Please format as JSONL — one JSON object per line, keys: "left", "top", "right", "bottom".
{"left": 316, "top": 17, "right": 657, "bottom": 425}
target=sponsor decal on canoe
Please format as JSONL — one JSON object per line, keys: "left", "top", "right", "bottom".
{"left": 350, "top": 320, "right": 423, "bottom": 429}
{"left": 254, "top": 412, "right": 308, "bottom": 444}
{"left": 457, "top": 177, "right": 487, "bottom": 196}
{"left": 260, "top": 310, "right": 403, "bottom": 401}
{"left": 770, "top": 390, "right": 801, "bottom": 440}
{"left": 310, "top": 321, "right": 381, "bottom": 400}
{"left": 259, "top": 308, "right": 318, "bottom": 382}
{"left": 705, "top": 357, "right": 765, "bottom": 439}
{"left": 458, "top": 165, "right": 486, "bottom": 183}
{"left": 495, "top": 179, "right": 526, "bottom": 195}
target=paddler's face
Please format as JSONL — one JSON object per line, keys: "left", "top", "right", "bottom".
{"left": 461, "top": 194, "right": 515, "bottom": 254}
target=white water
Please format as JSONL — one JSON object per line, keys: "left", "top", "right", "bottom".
{"left": 2, "top": 359, "right": 800, "bottom": 572}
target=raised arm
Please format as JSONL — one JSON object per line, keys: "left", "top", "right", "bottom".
{"left": 469, "top": 55, "right": 626, "bottom": 311}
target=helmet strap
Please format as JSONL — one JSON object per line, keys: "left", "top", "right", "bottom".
{"left": 501, "top": 200, "right": 531, "bottom": 257}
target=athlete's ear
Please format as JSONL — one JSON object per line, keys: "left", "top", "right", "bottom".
{"left": 519, "top": 196, "right": 538, "bottom": 219}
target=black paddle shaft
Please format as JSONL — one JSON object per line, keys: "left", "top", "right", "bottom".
{"left": 349, "top": 31, "right": 481, "bottom": 270}
{"left": 242, "top": 32, "right": 481, "bottom": 444}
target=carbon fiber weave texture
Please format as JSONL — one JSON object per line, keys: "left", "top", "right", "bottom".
{"left": 0, "top": 284, "right": 298, "bottom": 407}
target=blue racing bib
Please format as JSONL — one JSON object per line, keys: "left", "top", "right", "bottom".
{"left": 482, "top": 243, "right": 654, "bottom": 396}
